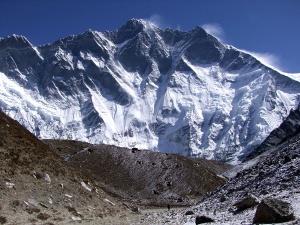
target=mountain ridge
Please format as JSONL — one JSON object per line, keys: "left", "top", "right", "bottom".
{"left": 1, "top": 18, "right": 300, "bottom": 164}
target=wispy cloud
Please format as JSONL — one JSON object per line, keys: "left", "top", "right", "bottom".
{"left": 242, "top": 50, "right": 283, "bottom": 71}
{"left": 201, "top": 23, "right": 285, "bottom": 72}
{"left": 201, "top": 23, "right": 225, "bottom": 42}
{"left": 145, "top": 14, "right": 166, "bottom": 28}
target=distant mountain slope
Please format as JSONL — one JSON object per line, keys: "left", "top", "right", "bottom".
{"left": 1, "top": 19, "right": 300, "bottom": 163}
{"left": 0, "top": 110, "right": 138, "bottom": 224}
{"left": 244, "top": 104, "right": 300, "bottom": 161}
{"left": 44, "top": 139, "right": 229, "bottom": 206}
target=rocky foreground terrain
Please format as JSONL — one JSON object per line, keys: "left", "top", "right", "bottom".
{"left": 0, "top": 109, "right": 230, "bottom": 224}
{"left": 0, "top": 109, "right": 143, "bottom": 224}
{"left": 142, "top": 108, "right": 300, "bottom": 224}
{"left": 1, "top": 104, "right": 300, "bottom": 225}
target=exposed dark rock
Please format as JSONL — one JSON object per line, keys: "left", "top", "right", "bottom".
{"left": 132, "top": 207, "right": 140, "bottom": 213}
{"left": 195, "top": 215, "right": 214, "bottom": 224}
{"left": 185, "top": 210, "right": 194, "bottom": 215}
{"left": 25, "top": 206, "right": 41, "bottom": 214}
{"left": 185, "top": 27, "right": 225, "bottom": 64}
{"left": 245, "top": 104, "right": 300, "bottom": 161}
{"left": 233, "top": 193, "right": 259, "bottom": 211}
{"left": 253, "top": 198, "right": 295, "bottom": 224}
{"left": 219, "top": 195, "right": 227, "bottom": 202}
{"left": 0, "top": 215, "right": 7, "bottom": 224}
{"left": 37, "top": 212, "right": 50, "bottom": 220}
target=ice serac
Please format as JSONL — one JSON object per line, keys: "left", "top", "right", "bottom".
{"left": 1, "top": 19, "right": 300, "bottom": 164}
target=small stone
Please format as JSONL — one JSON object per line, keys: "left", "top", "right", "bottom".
{"left": 48, "top": 198, "right": 53, "bottom": 205}
{"left": 132, "top": 207, "right": 140, "bottom": 213}
{"left": 31, "top": 171, "right": 37, "bottom": 179}
{"left": 104, "top": 199, "right": 115, "bottom": 206}
{"left": 43, "top": 173, "right": 51, "bottom": 183}
{"left": 71, "top": 216, "right": 82, "bottom": 221}
{"left": 81, "top": 181, "right": 92, "bottom": 192}
{"left": 5, "top": 182, "right": 15, "bottom": 189}
{"left": 27, "top": 198, "right": 39, "bottom": 207}
{"left": 64, "top": 194, "right": 73, "bottom": 199}
{"left": 39, "top": 202, "right": 48, "bottom": 208}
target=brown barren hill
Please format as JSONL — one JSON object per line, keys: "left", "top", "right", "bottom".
{"left": 0, "top": 110, "right": 139, "bottom": 224}
{"left": 44, "top": 139, "right": 230, "bottom": 207}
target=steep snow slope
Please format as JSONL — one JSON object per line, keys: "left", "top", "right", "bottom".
{"left": 1, "top": 19, "right": 300, "bottom": 163}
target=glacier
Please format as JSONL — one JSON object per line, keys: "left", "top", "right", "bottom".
{"left": 1, "top": 19, "right": 300, "bottom": 164}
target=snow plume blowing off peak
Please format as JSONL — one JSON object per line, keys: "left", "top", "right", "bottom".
{"left": 1, "top": 19, "right": 300, "bottom": 164}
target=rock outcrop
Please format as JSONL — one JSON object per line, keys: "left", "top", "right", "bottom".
{"left": 253, "top": 198, "right": 295, "bottom": 224}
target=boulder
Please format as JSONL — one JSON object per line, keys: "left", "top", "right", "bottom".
{"left": 219, "top": 195, "right": 227, "bottom": 202}
{"left": 185, "top": 210, "right": 194, "bottom": 215}
{"left": 132, "top": 207, "right": 140, "bottom": 213}
{"left": 37, "top": 212, "right": 50, "bottom": 220}
{"left": 195, "top": 215, "right": 214, "bottom": 224}
{"left": 234, "top": 193, "right": 259, "bottom": 211}
{"left": 253, "top": 198, "right": 295, "bottom": 224}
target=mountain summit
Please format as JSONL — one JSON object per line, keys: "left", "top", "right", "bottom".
{"left": 1, "top": 19, "right": 300, "bottom": 164}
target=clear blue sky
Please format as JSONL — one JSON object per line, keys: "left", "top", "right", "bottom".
{"left": 0, "top": 0, "right": 299, "bottom": 73}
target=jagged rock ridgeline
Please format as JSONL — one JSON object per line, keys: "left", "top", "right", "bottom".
{"left": 1, "top": 19, "right": 300, "bottom": 163}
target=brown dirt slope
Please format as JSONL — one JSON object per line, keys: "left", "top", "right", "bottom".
{"left": 0, "top": 110, "right": 139, "bottom": 224}
{"left": 44, "top": 139, "right": 230, "bottom": 207}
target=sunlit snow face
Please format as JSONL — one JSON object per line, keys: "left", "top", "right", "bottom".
{"left": 1, "top": 23, "right": 300, "bottom": 164}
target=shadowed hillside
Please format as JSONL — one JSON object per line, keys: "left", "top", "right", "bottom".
{"left": 44, "top": 139, "right": 231, "bottom": 207}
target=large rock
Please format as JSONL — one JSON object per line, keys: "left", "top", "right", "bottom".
{"left": 253, "top": 198, "right": 295, "bottom": 224}
{"left": 195, "top": 215, "right": 214, "bottom": 224}
{"left": 233, "top": 193, "right": 259, "bottom": 211}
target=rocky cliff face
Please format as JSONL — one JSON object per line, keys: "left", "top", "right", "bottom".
{"left": 245, "top": 104, "right": 300, "bottom": 161}
{"left": 1, "top": 19, "right": 300, "bottom": 163}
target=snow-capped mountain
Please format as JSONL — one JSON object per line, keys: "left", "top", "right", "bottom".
{"left": 1, "top": 19, "right": 300, "bottom": 164}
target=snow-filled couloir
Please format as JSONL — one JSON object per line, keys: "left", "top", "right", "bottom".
{"left": 1, "top": 19, "right": 300, "bottom": 164}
